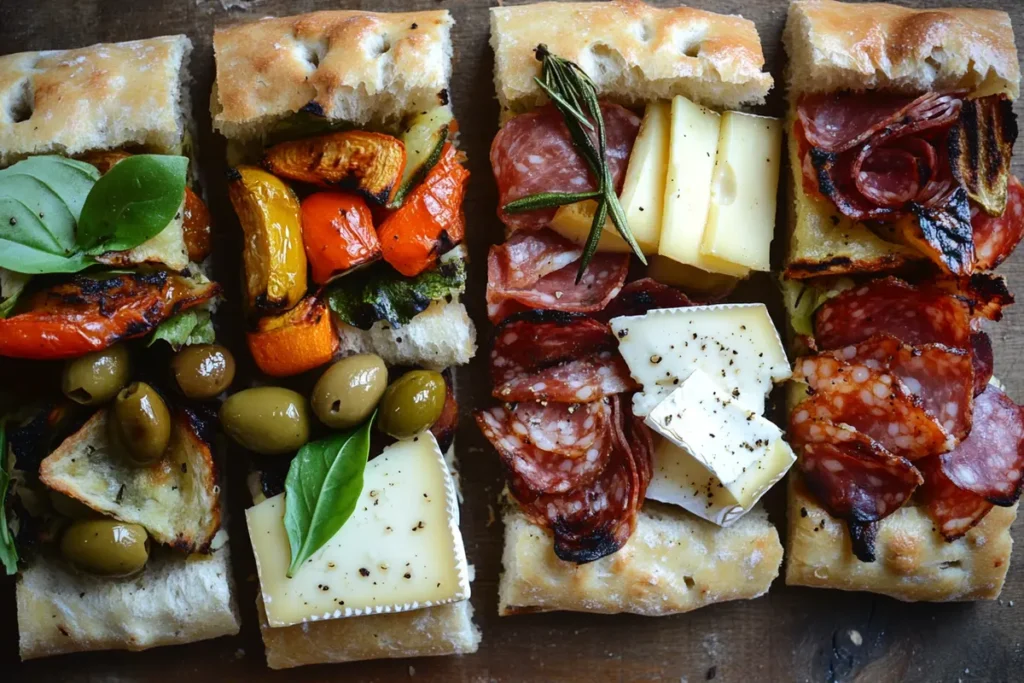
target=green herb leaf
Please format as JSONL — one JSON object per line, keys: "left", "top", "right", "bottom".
{"left": 0, "top": 419, "right": 18, "bottom": 576}
{"left": 284, "top": 417, "right": 374, "bottom": 578}
{"left": 326, "top": 257, "right": 466, "bottom": 330}
{"left": 512, "top": 46, "right": 646, "bottom": 280}
{"left": 78, "top": 155, "right": 188, "bottom": 254}
{"left": 0, "top": 269, "right": 30, "bottom": 318}
{"left": 0, "top": 156, "right": 100, "bottom": 275}
{"left": 148, "top": 308, "right": 216, "bottom": 350}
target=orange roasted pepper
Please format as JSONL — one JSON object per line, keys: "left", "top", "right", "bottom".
{"left": 0, "top": 273, "right": 219, "bottom": 360}
{"left": 377, "top": 144, "right": 468, "bottom": 277}
{"left": 182, "top": 187, "right": 213, "bottom": 262}
{"left": 247, "top": 295, "right": 338, "bottom": 377}
{"left": 300, "top": 192, "right": 382, "bottom": 284}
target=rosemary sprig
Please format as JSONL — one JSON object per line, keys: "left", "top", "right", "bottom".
{"left": 501, "top": 44, "right": 646, "bottom": 282}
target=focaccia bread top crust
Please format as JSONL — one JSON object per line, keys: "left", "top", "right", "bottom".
{"left": 784, "top": 0, "right": 1019, "bottom": 99}
{"left": 0, "top": 35, "right": 191, "bottom": 166}
{"left": 490, "top": 0, "right": 773, "bottom": 117}
{"left": 212, "top": 9, "right": 453, "bottom": 140}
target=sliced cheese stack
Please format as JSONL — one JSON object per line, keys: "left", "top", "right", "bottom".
{"left": 246, "top": 432, "right": 470, "bottom": 627}
{"left": 548, "top": 97, "right": 782, "bottom": 290}
{"left": 611, "top": 305, "right": 794, "bottom": 526}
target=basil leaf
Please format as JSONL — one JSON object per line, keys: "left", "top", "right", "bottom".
{"left": 78, "top": 155, "right": 188, "bottom": 254}
{"left": 326, "top": 257, "right": 466, "bottom": 330}
{"left": 0, "top": 156, "right": 100, "bottom": 275}
{"left": 0, "top": 420, "right": 18, "bottom": 576}
{"left": 148, "top": 308, "right": 216, "bottom": 351}
{"left": 284, "top": 416, "right": 373, "bottom": 578}
{"left": 0, "top": 155, "right": 99, "bottom": 220}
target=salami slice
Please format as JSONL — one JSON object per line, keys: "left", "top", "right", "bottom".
{"left": 940, "top": 385, "right": 1024, "bottom": 506}
{"left": 797, "top": 92, "right": 922, "bottom": 153}
{"left": 971, "top": 331, "right": 995, "bottom": 396}
{"left": 491, "top": 103, "right": 640, "bottom": 231}
{"left": 792, "top": 419, "right": 922, "bottom": 561}
{"left": 487, "top": 230, "right": 630, "bottom": 323}
{"left": 476, "top": 401, "right": 612, "bottom": 494}
{"left": 828, "top": 335, "right": 974, "bottom": 440}
{"left": 512, "top": 396, "right": 642, "bottom": 564}
{"left": 973, "top": 175, "right": 1024, "bottom": 270}
{"left": 595, "top": 278, "right": 693, "bottom": 321}
{"left": 815, "top": 277, "right": 971, "bottom": 350}
{"left": 919, "top": 455, "right": 994, "bottom": 541}
{"left": 793, "top": 356, "right": 955, "bottom": 460}
{"left": 490, "top": 312, "right": 636, "bottom": 402}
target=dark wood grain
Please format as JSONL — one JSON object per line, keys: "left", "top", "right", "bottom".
{"left": 2, "top": 1, "right": 1023, "bottom": 681}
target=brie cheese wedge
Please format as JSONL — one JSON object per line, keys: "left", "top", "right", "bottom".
{"left": 246, "top": 431, "right": 470, "bottom": 627}
{"left": 644, "top": 370, "right": 796, "bottom": 526}
{"left": 610, "top": 303, "right": 790, "bottom": 417}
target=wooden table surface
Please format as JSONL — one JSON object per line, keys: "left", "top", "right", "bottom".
{"left": 3, "top": 0, "right": 1024, "bottom": 681}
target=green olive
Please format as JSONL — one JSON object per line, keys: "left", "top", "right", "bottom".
{"left": 171, "top": 344, "right": 236, "bottom": 399}
{"left": 60, "top": 519, "right": 150, "bottom": 576}
{"left": 378, "top": 370, "right": 446, "bottom": 439}
{"left": 220, "top": 387, "right": 310, "bottom": 455}
{"left": 49, "top": 490, "right": 98, "bottom": 520}
{"left": 109, "top": 382, "right": 171, "bottom": 466}
{"left": 62, "top": 344, "right": 131, "bottom": 406}
{"left": 311, "top": 354, "right": 387, "bottom": 429}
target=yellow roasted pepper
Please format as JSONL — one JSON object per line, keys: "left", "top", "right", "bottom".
{"left": 228, "top": 166, "right": 307, "bottom": 314}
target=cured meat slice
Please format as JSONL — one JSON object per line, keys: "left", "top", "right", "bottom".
{"left": 940, "top": 385, "right": 1024, "bottom": 505}
{"left": 828, "top": 335, "right": 974, "bottom": 440}
{"left": 919, "top": 456, "right": 994, "bottom": 541}
{"left": 970, "top": 174, "right": 1019, "bottom": 272}
{"left": 928, "top": 272, "right": 1014, "bottom": 323}
{"left": 476, "top": 401, "right": 612, "bottom": 494}
{"left": 791, "top": 419, "right": 922, "bottom": 561}
{"left": 510, "top": 396, "right": 643, "bottom": 564}
{"left": 793, "top": 356, "right": 955, "bottom": 460}
{"left": 487, "top": 230, "right": 630, "bottom": 323}
{"left": 495, "top": 353, "right": 636, "bottom": 403}
{"left": 489, "top": 311, "right": 636, "bottom": 402}
{"left": 497, "top": 228, "right": 583, "bottom": 289}
{"left": 797, "top": 92, "right": 922, "bottom": 153}
{"left": 971, "top": 331, "right": 994, "bottom": 396}
{"left": 491, "top": 102, "right": 640, "bottom": 231}
{"left": 814, "top": 278, "right": 971, "bottom": 350}
{"left": 429, "top": 372, "right": 459, "bottom": 453}
{"left": 595, "top": 278, "right": 693, "bottom": 321}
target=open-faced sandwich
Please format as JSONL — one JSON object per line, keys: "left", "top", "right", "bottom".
{"left": 478, "top": 0, "right": 794, "bottom": 616}
{"left": 211, "top": 9, "right": 478, "bottom": 668}
{"left": 0, "top": 36, "right": 240, "bottom": 659}
{"left": 781, "top": 0, "right": 1024, "bottom": 600}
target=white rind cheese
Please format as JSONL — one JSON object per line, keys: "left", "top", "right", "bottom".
{"left": 645, "top": 371, "right": 796, "bottom": 526}
{"left": 246, "top": 431, "right": 470, "bottom": 628}
{"left": 700, "top": 112, "right": 782, "bottom": 273}
{"left": 610, "top": 304, "right": 791, "bottom": 417}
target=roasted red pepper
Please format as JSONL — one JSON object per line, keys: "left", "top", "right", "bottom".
{"left": 378, "top": 144, "right": 468, "bottom": 277}
{"left": 0, "top": 273, "right": 219, "bottom": 360}
{"left": 300, "top": 192, "right": 381, "bottom": 284}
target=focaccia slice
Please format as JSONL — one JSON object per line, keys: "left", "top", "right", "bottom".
{"left": 0, "top": 35, "right": 192, "bottom": 165}
{"left": 500, "top": 503, "right": 782, "bottom": 616}
{"left": 39, "top": 409, "right": 221, "bottom": 553}
{"left": 17, "top": 544, "right": 239, "bottom": 660}
{"left": 781, "top": 0, "right": 1020, "bottom": 277}
{"left": 489, "top": 0, "right": 782, "bottom": 616}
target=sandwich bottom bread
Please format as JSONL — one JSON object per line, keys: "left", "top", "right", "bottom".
{"left": 499, "top": 503, "right": 782, "bottom": 616}
{"left": 17, "top": 544, "right": 238, "bottom": 660}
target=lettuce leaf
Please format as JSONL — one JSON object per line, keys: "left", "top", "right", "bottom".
{"left": 148, "top": 308, "right": 215, "bottom": 350}
{"left": 326, "top": 258, "right": 466, "bottom": 330}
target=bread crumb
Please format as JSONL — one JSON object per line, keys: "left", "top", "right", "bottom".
{"left": 848, "top": 629, "right": 862, "bottom": 646}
